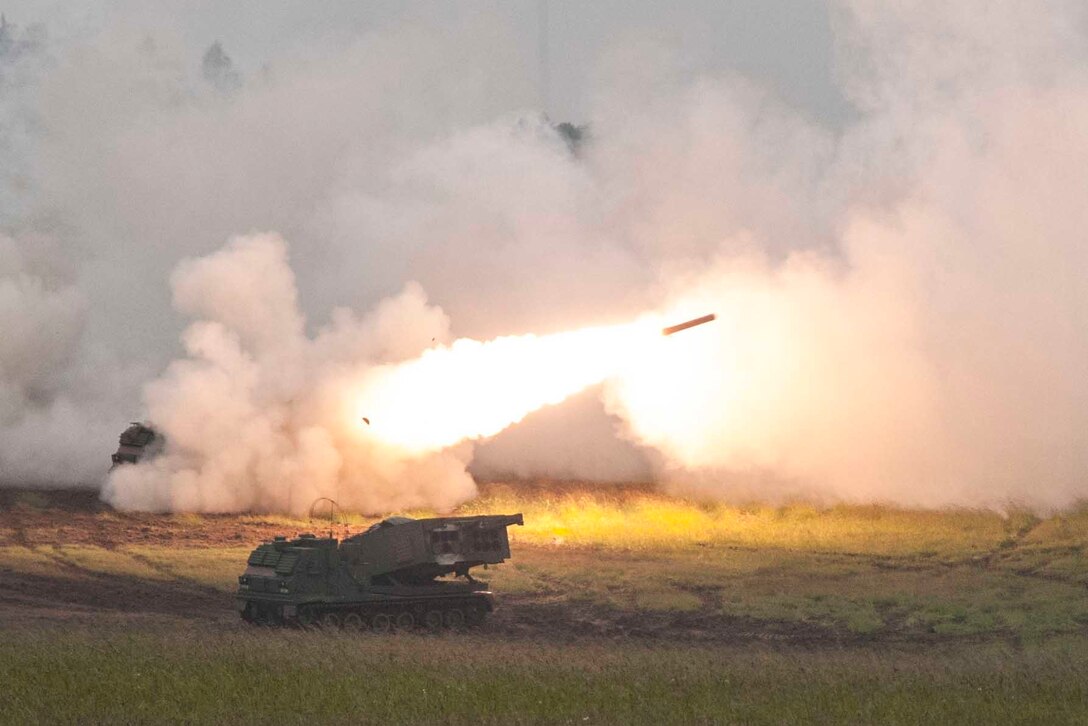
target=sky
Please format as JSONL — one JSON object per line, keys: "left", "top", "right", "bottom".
{"left": 1, "top": 0, "right": 851, "bottom": 123}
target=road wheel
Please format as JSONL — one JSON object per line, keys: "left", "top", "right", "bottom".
{"left": 444, "top": 608, "right": 465, "bottom": 629}
{"left": 423, "top": 610, "right": 444, "bottom": 630}
{"left": 371, "top": 613, "right": 392, "bottom": 633}
{"left": 343, "top": 612, "right": 365, "bottom": 631}
{"left": 297, "top": 606, "right": 316, "bottom": 629}
{"left": 321, "top": 612, "right": 342, "bottom": 629}
{"left": 395, "top": 612, "right": 415, "bottom": 631}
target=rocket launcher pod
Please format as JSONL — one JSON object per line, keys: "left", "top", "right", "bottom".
{"left": 341, "top": 513, "right": 524, "bottom": 583}
{"left": 236, "top": 513, "right": 524, "bottom": 630}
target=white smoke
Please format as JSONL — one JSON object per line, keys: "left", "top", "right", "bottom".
{"left": 4, "top": 3, "right": 1088, "bottom": 510}
{"left": 594, "top": 1, "right": 1088, "bottom": 507}
{"left": 104, "top": 233, "right": 476, "bottom": 513}
{"left": 0, "top": 231, "right": 98, "bottom": 484}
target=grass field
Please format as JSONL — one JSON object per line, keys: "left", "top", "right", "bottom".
{"left": 2, "top": 483, "right": 1087, "bottom": 724}
{"left": 3, "top": 628, "right": 1087, "bottom": 725}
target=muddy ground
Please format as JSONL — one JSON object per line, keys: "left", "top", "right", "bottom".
{"left": 0, "top": 489, "right": 295, "bottom": 548}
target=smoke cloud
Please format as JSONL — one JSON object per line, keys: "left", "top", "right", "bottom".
{"left": 2, "top": 3, "right": 1087, "bottom": 511}
{"left": 105, "top": 233, "right": 478, "bottom": 513}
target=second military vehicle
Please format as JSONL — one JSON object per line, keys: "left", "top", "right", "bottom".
{"left": 237, "top": 513, "right": 523, "bottom": 630}
{"left": 109, "top": 422, "right": 164, "bottom": 471}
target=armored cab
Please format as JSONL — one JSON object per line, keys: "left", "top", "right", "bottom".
{"left": 237, "top": 513, "right": 523, "bottom": 631}
{"left": 109, "top": 422, "right": 164, "bottom": 471}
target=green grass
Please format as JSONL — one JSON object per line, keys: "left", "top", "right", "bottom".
{"left": 4, "top": 537, "right": 1087, "bottom": 640}
{"left": 0, "top": 546, "right": 66, "bottom": 576}
{"left": 4, "top": 490, "right": 1088, "bottom": 723}
{"left": 633, "top": 588, "right": 703, "bottom": 612}
{"left": 45, "top": 545, "right": 173, "bottom": 580}
{"left": 124, "top": 545, "right": 252, "bottom": 591}
{"left": 482, "top": 545, "right": 1088, "bottom": 639}
{"left": 2, "top": 627, "right": 1087, "bottom": 725}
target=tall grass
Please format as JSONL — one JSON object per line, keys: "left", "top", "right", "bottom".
{"left": 2, "top": 627, "right": 1086, "bottom": 725}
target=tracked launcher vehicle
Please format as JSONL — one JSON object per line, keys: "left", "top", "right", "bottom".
{"left": 237, "top": 513, "right": 523, "bottom": 630}
{"left": 109, "top": 422, "right": 164, "bottom": 471}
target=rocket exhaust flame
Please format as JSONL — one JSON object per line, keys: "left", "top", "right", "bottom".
{"left": 356, "top": 312, "right": 715, "bottom": 455}
{"left": 355, "top": 319, "right": 651, "bottom": 454}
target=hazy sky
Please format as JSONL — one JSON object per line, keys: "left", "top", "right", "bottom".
{"left": 2, "top": 0, "right": 850, "bottom": 124}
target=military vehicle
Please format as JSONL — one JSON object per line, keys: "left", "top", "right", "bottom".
{"left": 237, "top": 513, "right": 523, "bottom": 630}
{"left": 109, "top": 422, "right": 164, "bottom": 471}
